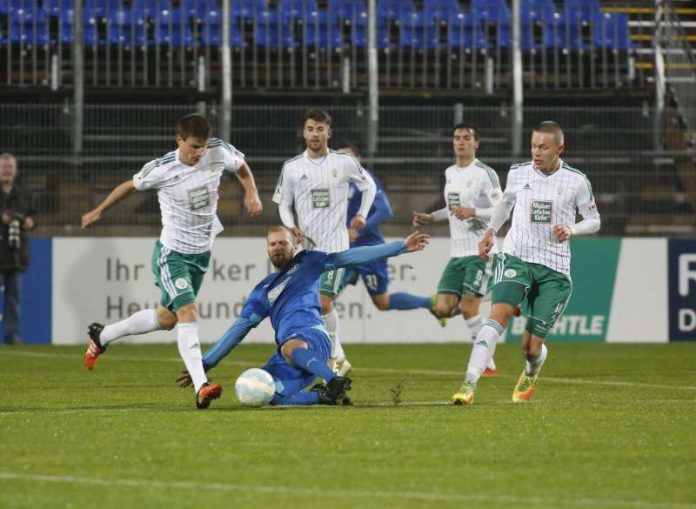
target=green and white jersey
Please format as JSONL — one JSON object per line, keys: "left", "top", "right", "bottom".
{"left": 133, "top": 138, "right": 244, "bottom": 255}
{"left": 443, "top": 159, "right": 502, "bottom": 257}
{"left": 272, "top": 149, "right": 376, "bottom": 252}
{"left": 501, "top": 159, "right": 599, "bottom": 275}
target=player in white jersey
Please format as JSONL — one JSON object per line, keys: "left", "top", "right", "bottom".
{"left": 413, "top": 123, "right": 502, "bottom": 375}
{"left": 80, "top": 114, "right": 262, "bottom": 409}
{"left": 272, "top": 109, "right": 376, "bottom": 375}
{"left": 452, "top": 121, "right": 601, "bottom": 405}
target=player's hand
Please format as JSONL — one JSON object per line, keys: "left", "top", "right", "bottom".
{"left": 176, "top": 370, "right": 193, "bottom": 388}
{"left": 553, "top": 224, "right": 572, "bottom": 242}
{"left": 404, "top": 231, "right": 430, "bottom": 252}
{"left": 412, "top": 212, "right": 433, "bottom": 228}
{"left": 291, "top": 227, "right": 306, "bottom": 246}
{"left": 348, "top": 228, "right": 359, "bottom": 242}
{"left": 81, "top": 209, "right": 102, "bottom": 229}
{"left": 244, "top": 193, "right": 263, "bottom": 216}
{"left": 451, "top": 206, "right": 476, "bottom": 220}
{"left": 478, "top": 228, "right": 496, "bottom": 261}
{"left": 350, "top": 214, "right": 366, "bottom": 229}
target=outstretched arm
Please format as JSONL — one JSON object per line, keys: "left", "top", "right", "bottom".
{"left": 203, "top": 314, "right": 263, "bottom": 370}
{"left": 81, "top": 180, "right": 135, "bottom": 228}
{"left": 330, "top": 231, "right": 430, "bottom": 269}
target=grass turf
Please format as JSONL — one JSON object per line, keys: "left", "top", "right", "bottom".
{"left": 1, "top": 343, "right": 695, "bottom": 509}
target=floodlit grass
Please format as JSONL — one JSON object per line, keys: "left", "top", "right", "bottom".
{"left": 1, "top": 343, "right": 695, "bottom": 509}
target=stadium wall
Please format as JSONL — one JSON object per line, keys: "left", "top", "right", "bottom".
{"left": 13, "top": 237, "right": 696, "bottom": 344}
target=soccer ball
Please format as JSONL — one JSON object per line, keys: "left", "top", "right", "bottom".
{"left": 234, "top": 368, "right": 276, "bottom": 407}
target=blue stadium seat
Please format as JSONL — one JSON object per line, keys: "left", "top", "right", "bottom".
{"left": 520, "top": 0, "right": 560, "bottom": 49}
{"left": 150, "top": 2, "right": 193, "bottom": 47}
{"left": 327, "top": 0, "right": 367, "bottom": 26}
{"left": 448, "top": 11, "right": 487, "bottom": 50}
{"left": 107, "top": 4, "right": 146, "bottom": 48}
{"left": 594, "top": 11, "right": 633, "bottom": 50}
{"left": 470, "top": 0, "right": 510, "bottom": 24}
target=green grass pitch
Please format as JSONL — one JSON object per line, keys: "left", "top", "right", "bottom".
{"left": 1, "top": 343, "right": 695, "bottom": 509}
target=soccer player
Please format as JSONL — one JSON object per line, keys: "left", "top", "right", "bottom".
{"left": 413, "top": 123, "right": 502, "bottom": 375}
{"left": 177, "top": 226, "right": 431, "bottom": 406}
{"left": 273, "top": 109, "right": 376, "bottom": 377}
{"left": 336, "top": 142, "right": 435, "bottom": 366}
{"left": 452, "top": 121, "right": 601, "bottom": 405}
{"left": 80, "top": 113, "right": 262, "bottom": 409}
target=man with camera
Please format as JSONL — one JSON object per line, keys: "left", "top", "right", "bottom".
{"left": 0, "top": 153, "right": 36, "bottom": 345}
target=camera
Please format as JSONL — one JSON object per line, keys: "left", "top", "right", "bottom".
{"left": 7, "top": 212, "right": 23, "bottom": 251}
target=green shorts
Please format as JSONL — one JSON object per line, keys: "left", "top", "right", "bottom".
{"left": 491, "top": 253, "right": 572, "bottom": 339}
{"left": 319, "top": 267, "right": 346, "bottom": 298}
{"left": 151, "top": 240, "right": 210, "bottom": 312}
{"left": 437, "top": 255, "right": 490, "bottom": 297}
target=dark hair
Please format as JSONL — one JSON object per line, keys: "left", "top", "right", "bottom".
{"left": 176, "top": 114, "right": 211, "bottom": 140}
{"left": 336, "top": 139, "right": 361, "bottom": 158}
{"left": 452, "top": 122, "right": 479, "bottom": 141}
{"left": 533, "top": 121, "right": 564, "bottom": 145}
{"left": 303, "top": 108, "right": 332, "bottom": 127}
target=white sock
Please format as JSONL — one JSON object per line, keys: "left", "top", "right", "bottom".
{"left": 465, "top": 320, "right": 504, "bottom": 384}
{"left": 525, "top": 343, "right": 548, "bottom": 376}
{"left": 101, "top": 309, "right": 161, "bottom": 346}
{"left": 322, "top": 309, "right": 345, "bottom": 362}
{"left": 465, "top": 314, "right": 483, "bottom": 340}
{"left": 177, "top": 322, "right": 207, "bottom": 393}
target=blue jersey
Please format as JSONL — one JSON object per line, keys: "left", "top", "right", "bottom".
{"left": 242, "top": 250, "right": 337, "bottom": 344}
{"left": 201, "top": 241, "right": 408, "bottom": 371}
{"left": 347, "top": 171, "right": 393, "bottom": 247}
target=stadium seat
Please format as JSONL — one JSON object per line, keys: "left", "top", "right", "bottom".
{"left": 448, "top": 11, "right": 487, "bottom": 50}
{"left": 594, "top": 12, "right": 633, "bottom": 50}
{"left": 469, "top": 0, "right": 510, "bottom": 48}
{"left": 520, "top": 0, "right": 560, "bottom": 49}
{"left": 327, "top": 0, "right": 367, "bottom": 26}
{"left": 559, "top": 0, "right": 603, "bottom": 49}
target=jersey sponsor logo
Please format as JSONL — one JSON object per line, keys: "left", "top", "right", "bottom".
{"left": 503, "top": 268, "right": 517, "bottom": 278}
{"left": 188, "top": 185, "right": 211, "bottom": 211}
{"left": 447, "top": 192, "right": 461, "bottom": 210}
{"left": 311, "top": 188, "right": 330, "bottom": 208}
{"left": 268, "top": 276, "right": 291, "bottom": 305}
{"left": 530, "top": 200, "right": 553, "bottom": 223}
{"left": 175, "top": 278, "right": 189, "bottom": 290}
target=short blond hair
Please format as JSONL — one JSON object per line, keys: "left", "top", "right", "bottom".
{"left": 533, "top": 121, "right": 564, "bottom": 145}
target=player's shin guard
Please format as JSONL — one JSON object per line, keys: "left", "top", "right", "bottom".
{"left": 388, "top": 293, "right": 432, "bottom": 310}
{"left": 525, "top": 343, "right": 548, "bottom": 376}
{"left": 465, "top": 319, "right": 503, "bottom": 384}
{"left": 100, "top": 309, "right": 161, "bottom": 346}
{"left": 322, "top": 308, "right": 346, "bottom": 362}
{"left": 177, "top": 322, "right": 208, "bottom": 393}
{"left": 290, "top": 347, "right": 336, "bottom": 383}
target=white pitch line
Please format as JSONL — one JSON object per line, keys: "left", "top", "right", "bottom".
{"left": 3, "top": 350, "right": 696, "bottom": 392}
{"left": 0, "top": 472, "right": 693, "bottom": 509}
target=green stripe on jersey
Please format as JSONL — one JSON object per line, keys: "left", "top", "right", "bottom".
{"left": 282, "top": 154, "right": 304, "bottom": 167}
{"left": 562, "top": 163, "right": 594, "bottom": 197}
{"left": 207, "top": 138, "right": 234, "bottom": 154}
{"left": 474, "top": 160, "right": 500, "bottom": 188}
{"left": 331, "top": 149, "right": 363, "bottom": 173}
{"left": 509, "top": 160, "right": 532, "bottom": 170}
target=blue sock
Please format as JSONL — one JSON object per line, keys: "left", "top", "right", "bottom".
{"left": 290, "top": 347, "right": 336, "bottom": 382}
{"left": 388, "top": 292, "right": 431, "bottom": 310}
{"left": 271, "top": 391, "right": 320, "bottom": 406}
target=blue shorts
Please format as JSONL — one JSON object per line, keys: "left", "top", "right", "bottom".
{"left": 342, "top": 259, "right": 389, "bottom": 297}
{"left": 263, "top": 326, "right": 331, "bottom": 397}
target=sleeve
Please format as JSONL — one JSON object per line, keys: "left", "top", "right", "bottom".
{"left": 431, "top": 207, "right": 449, "bottom": 222}
{"left": 326, "top": 241, "right": 407, "bottom": 269}
{"left": 500, "top": 167, "right": 519, "bottom": 206}
{"left": 360, "top": 186, "right": 393, "bottom": 232}
{"left": 219, "top": 141, "right": 245, "bottom": 173}
{"left": 475, "top": 171, "right": 503, "bottom": 219}
{"left": 272, "top": 164, "right": 294, "bottom": 206}
{"left": 353, "top": 170, "right": 376, "bottom": 218}
{"left": 575, "top": 176, "right": 600, "bottom": 220}
{"left": 201, "top": 285, "right": 267, "bottom": 371}
{"left": 132, "top": 159, "right": 162, "bottom": 191}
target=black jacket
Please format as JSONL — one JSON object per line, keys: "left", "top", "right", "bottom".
{"left": 0, "top": 185, "right": 36, "bottom": 271}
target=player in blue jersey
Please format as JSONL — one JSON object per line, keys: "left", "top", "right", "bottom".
{"left": 331, "top": 143, "right": 435, "bottom": 375}
{"left": 177, "top": 226, "right": 430, "bottom": 406}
